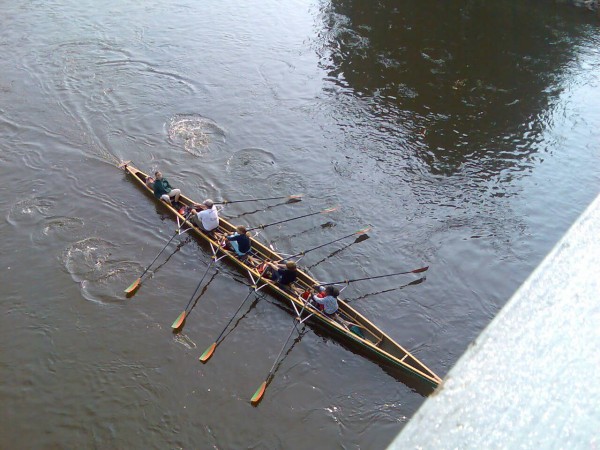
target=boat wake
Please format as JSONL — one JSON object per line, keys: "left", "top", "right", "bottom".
{"left": 6, "top": 196, "right": 55, "bottom": 227}
{"left": 63, "top": 237, "right": 135, "bottom": 304}
{"left": 167, "top": 114, "right": 226, "bottom": 157}
{"left": 32, "top": 215, "right": 85, "bottom": 243}
{"left": 225, "top": 147, "right": 277, "bottom": 178}
{"left": 173, "top": 333, "right": 197, "bottom": 350}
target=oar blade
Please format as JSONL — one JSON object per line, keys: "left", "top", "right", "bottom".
{"left": 412, "top": 266, "right": 429, "bottom": 274}
{"left": 124, "top": 278, "right": 141, "bottom": 297}
{"left": 250, "top": 381, "right": 267, "bottom": 406}
{"left": 199, "top": 343, "right": 217, "bottom": 363}
{"left": 171, "top": 311, "right": 187, "bottom": 329}
{"left": 321, "top": 206, "right": 338, "bottom": 214}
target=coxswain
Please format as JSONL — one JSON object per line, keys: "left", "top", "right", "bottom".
{"left": 153, "top": 171, "right": 181, "bottom": 205}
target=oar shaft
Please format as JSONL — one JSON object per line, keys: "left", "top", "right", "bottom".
{"left": 138, "top": 233, "right": 178, "bottom": 278}
{"left": 248, "top": 208, "right": 333, "bottom": 231}
{"left": 218, "top": 195, "right": 300, "bottom": 204}
{"left": 139, "top": 212, "right": 193, "bottom": 278}
{"left": 183, "top": 260, "right": 215, "bottom": 311}
{"left": 320, "top": 266, "right": 429, "bottom": 286}
{"left": 214, "top": 289, "right": 255, "bottom": 343}
{"left": 200, "top": 274, "right": 267, "bottom": 362}
{"left": 285, "top": 232, "right": 358, "bottom": 260}
{"left": 266, "top": 319, "right": 298, "bottom": 377}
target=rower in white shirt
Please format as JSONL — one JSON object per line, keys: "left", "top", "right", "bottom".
{"left": 191, "top": 199, "right": 220, "bottom": 232}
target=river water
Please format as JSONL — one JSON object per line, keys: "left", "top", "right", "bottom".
{"left": 0, "top": 1, "right": 598, "bottom": 448}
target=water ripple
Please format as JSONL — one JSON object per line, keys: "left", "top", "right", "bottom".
{"left": 7, "top": 196, "right": 55, "bottom": 227}
{"left": 167, "top": 114, "right": 226, "bottom": 157}
{"left": 225, "top": 147, "right": 277, "bottom": 178}
{"left": 62, "top": 237, "right": 136, "bottom": 304}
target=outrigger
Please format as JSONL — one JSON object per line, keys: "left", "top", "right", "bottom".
{"left": 120, "top": 162, "right": 442, "bottom": 403}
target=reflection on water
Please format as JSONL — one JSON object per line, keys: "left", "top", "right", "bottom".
{"left": 319, "top": 0, "right": 598, "bottom": 177}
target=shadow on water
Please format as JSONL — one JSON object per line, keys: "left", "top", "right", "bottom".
{"left": 346, "top": 277, "right": 426, "bottom": 303}
{"left": 150, "top": 236, "right": 193, "bottom": 275}
{"left": 172, "top": 270, "right": 220, "bottom": 333}
{"left": 213, "top": 294, "right": 264, "bottom": 345}
{"left": 263, "top": 295, "right": 436, "bottom": 397}
{"left": 318, "top": 0, "right": 598, "bottom": 177}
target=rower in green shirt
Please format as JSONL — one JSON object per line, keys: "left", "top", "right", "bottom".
{"left": 153, "top": 171, "right": 181, "bottom": 205}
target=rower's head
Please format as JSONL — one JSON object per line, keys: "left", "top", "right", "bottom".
{"left": 286, "top": 261, "right": 297, "bottom": 271}
{"left": 204, "top": 199, "right": 214, "bottom": 208}
{"left": 236, "top": 225, "right": 247, "bottom": 235}
{"left": 155, "top": 171, "right": 163, "bottom": 180}
{"left": 325, "top": 286, "right": 339, "bottom": 297}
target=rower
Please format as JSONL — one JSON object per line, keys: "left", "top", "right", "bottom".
{"left": 264, "top": 260, "right": 298, "bottom": 287}
{"left": 190, "top": 199, "right": 220, "bottom": 233}
{"left": 224, "top": 225, "right": 251, "bottom": 258}
{"left": 153, "top": 171, "right": 181, "bottom": 205}
{"left": 145, "top": 176, "right": 155, "bottom": 189}
{"left": 311, "top": 286, "right": 339, "bottom": 316}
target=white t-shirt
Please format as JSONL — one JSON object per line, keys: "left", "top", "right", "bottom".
{"left": 197, "top": 206, "right": 219, "bottom": 231}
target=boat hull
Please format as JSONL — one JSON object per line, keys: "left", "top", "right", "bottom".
{"left": 122, "top": 163, "right": 442, "bottom": 388}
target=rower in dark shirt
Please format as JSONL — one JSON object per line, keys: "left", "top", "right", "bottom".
{"left": 266, "top": 260, "right": 298, "bottom": 286}
{"left": 225, "top": 225, "right": 251, "bottom": 257}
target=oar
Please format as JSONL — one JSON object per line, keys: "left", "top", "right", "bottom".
{"left": 246, "top": 207, "right": 337, "bottom": 232}
{"left": 281, "top": 227, "right": 371, "bottom": 261}
{"left": 171, "top": 259, "right": 216, "bottom": 329}
{"left": 317, "top": 266, "right": 429, "bottom": 287}
{"left": 217, "top": 195, "right": 303, "bottom": 205}
{"left": 250, "top": 317, "right": 303, "bottom": 406}
{"left": 124, "top": 212, "right": 193, "bottom": 296}
{"left": 251, "top": 296, "right": 311, "bottom": 406}
{"left": 345, "top": 277, "right": 426, "bottom": 303}
{"left": 229, "top": 199, "right": 307, "bottom": 221}
{"left": 199, "top": 275, "right": 265, "bottom": 363}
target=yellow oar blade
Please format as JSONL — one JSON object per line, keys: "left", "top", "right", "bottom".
{"left": 171, "top": 311, "right": 187, "bottom": 329}
{"left": 250, "top": 381, "right": 267, "bottom": 406}
{"left": 199, "top": 343, "right": 217, "bottom": 363}
{"left": 124, "top": 278, "right": 141, "bottom": 297}
{"left": 321, "top": 206, "right": 338, "bottom": 214}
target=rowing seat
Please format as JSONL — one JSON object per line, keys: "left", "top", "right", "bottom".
{"left": 240, "top": 249, "right": 262, "bottom": 267}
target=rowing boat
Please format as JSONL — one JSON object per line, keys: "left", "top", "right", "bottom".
{"left": 122, "top": 163, "right": 442, "bottom": 389}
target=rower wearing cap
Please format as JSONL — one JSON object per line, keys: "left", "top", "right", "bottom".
{"left": 191, "top": 199, "right": 220, "bottom": 232}
{"left": 311, "top": 285, "right": 339, "bottom": 315}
